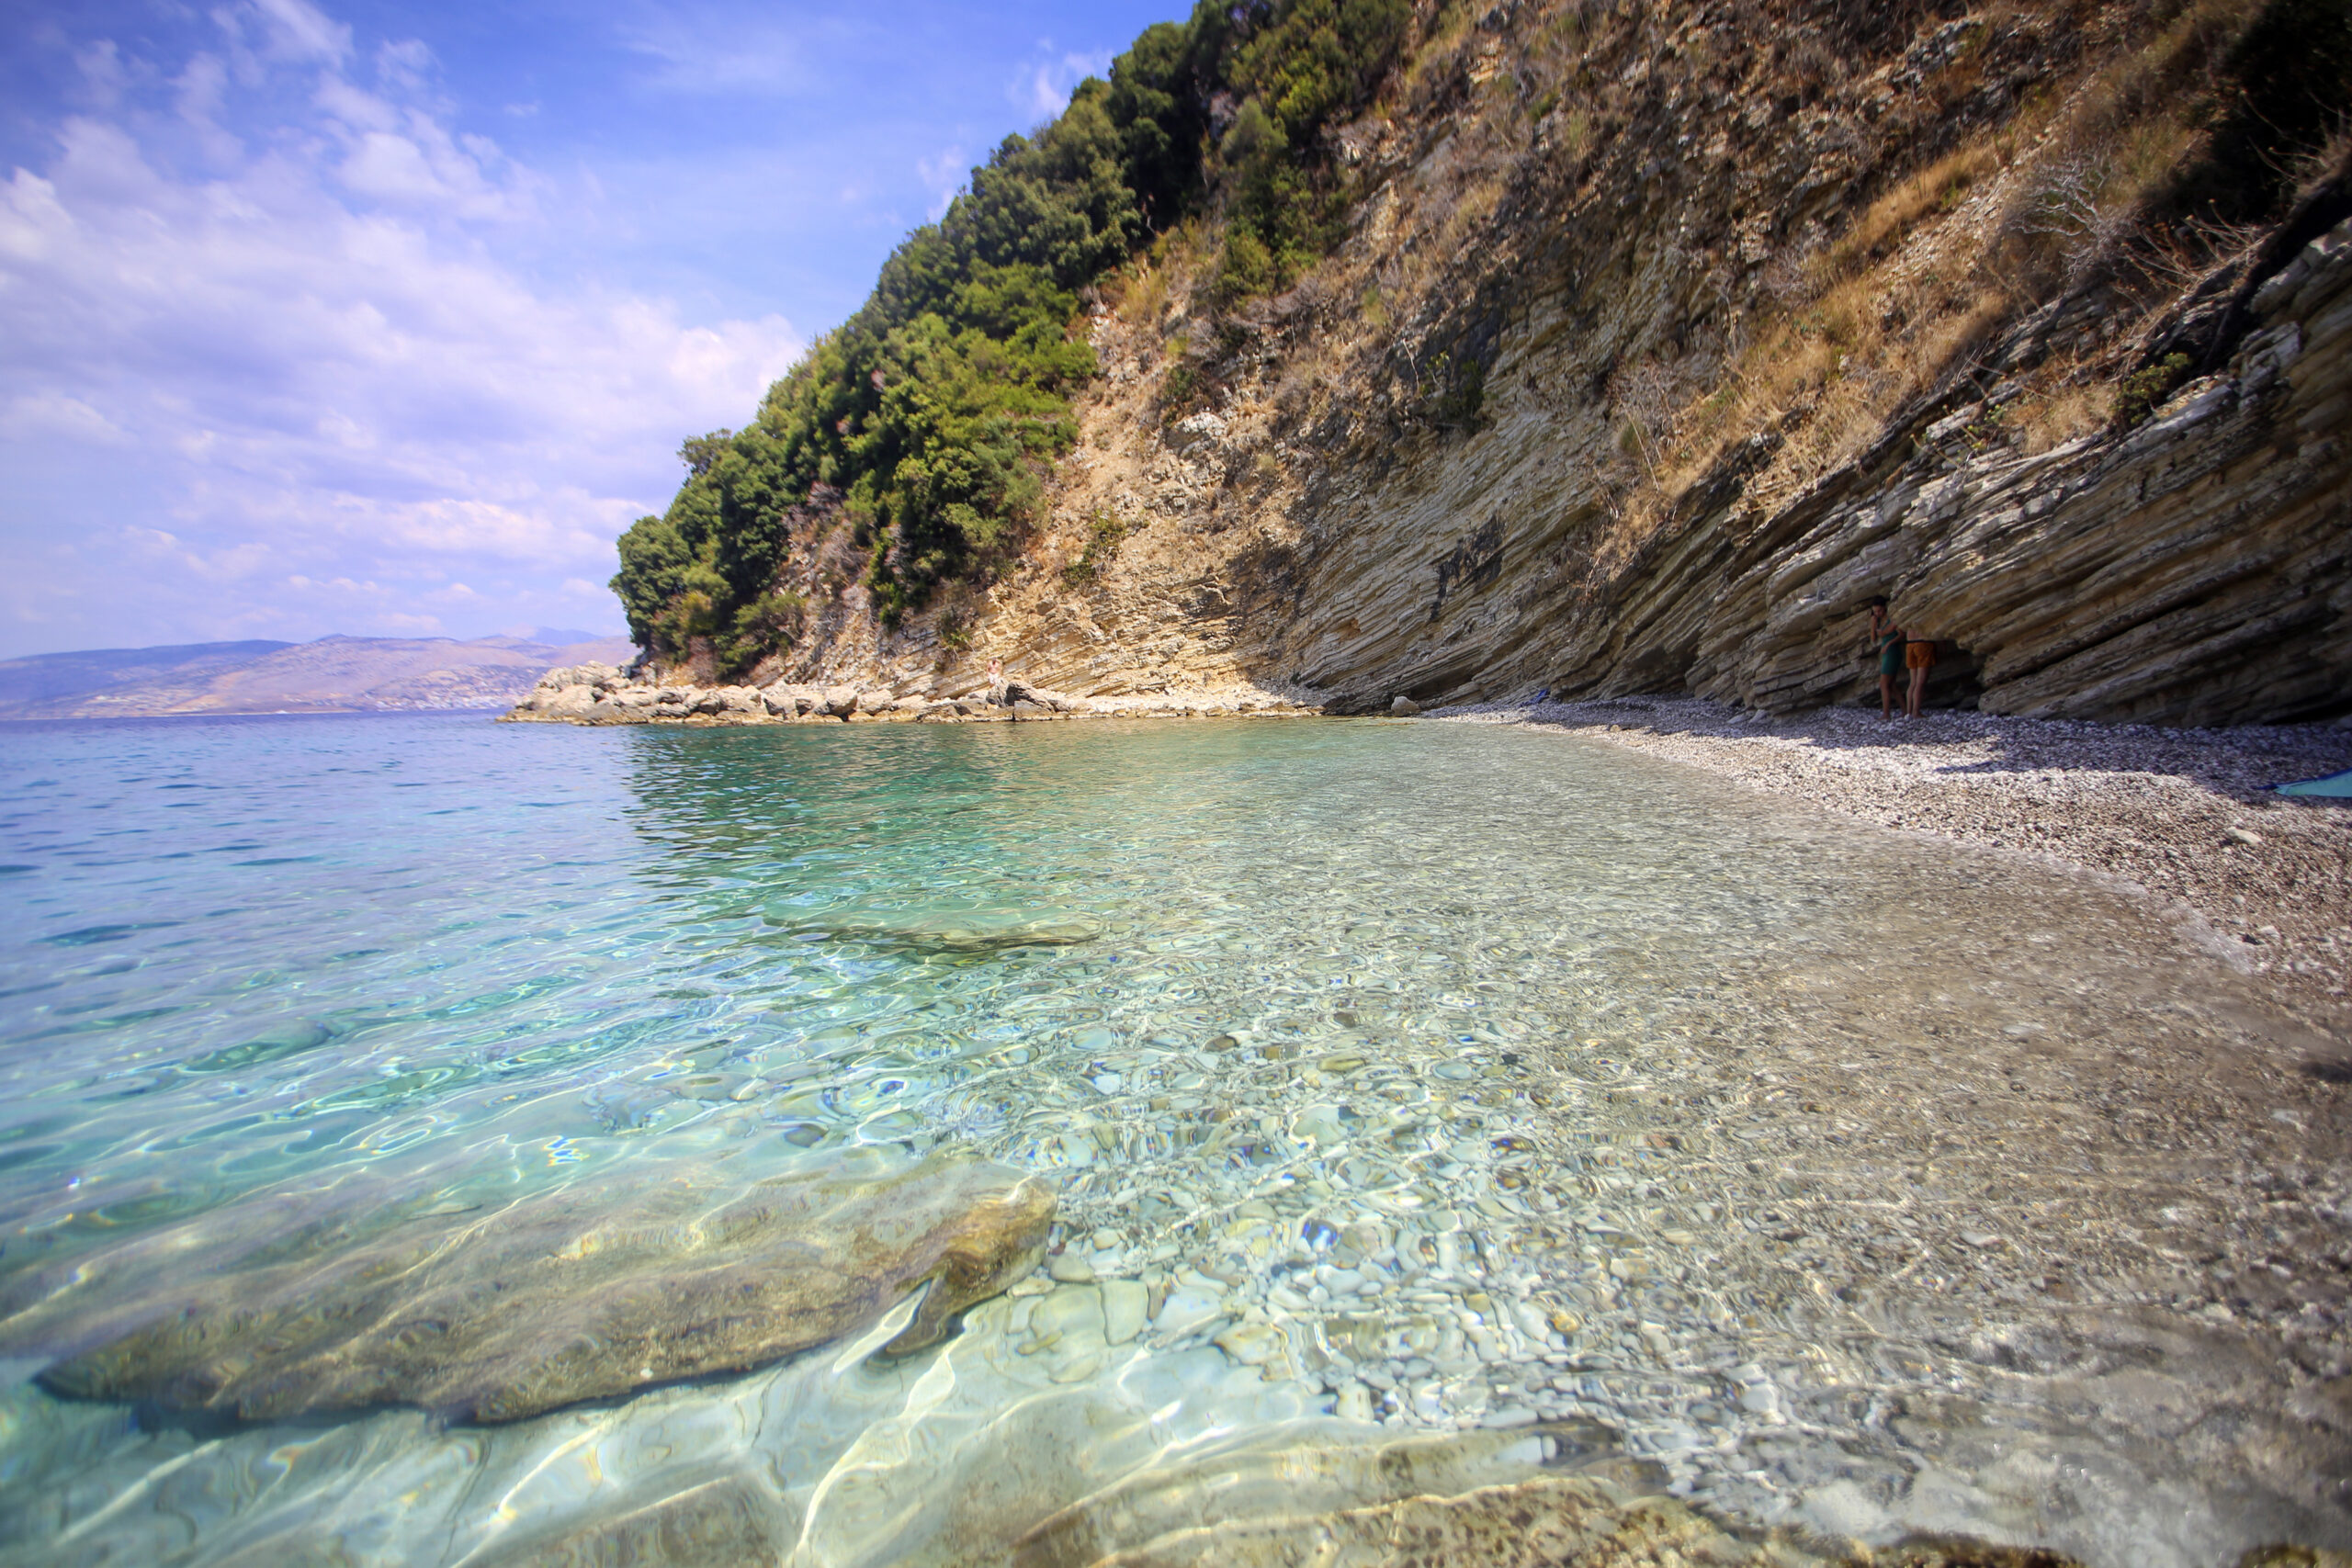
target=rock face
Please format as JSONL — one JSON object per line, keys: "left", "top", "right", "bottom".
{"left": 3, "top": 1150, "right": 1052, "bottom": 1424}
{"left": 1158, "top": 199, "right": 2352, "bottom": 726}
{"left": 1532, "top": 227, "right": 2352, "bottom": 726}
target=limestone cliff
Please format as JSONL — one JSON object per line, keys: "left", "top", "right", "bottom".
{"left": 538, "top": 0, "right": 2352, "bottom": 728}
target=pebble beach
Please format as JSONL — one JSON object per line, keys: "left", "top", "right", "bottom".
{"left": 1443, "top": 697, "right": 2352, "bottom": 1030}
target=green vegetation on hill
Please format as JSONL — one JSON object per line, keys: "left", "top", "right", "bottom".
{"left": 1214, "top": 0, "right": 1408, "bottom": 299}
{"left": 611, "top": 0, "right": 1408, "bottom": 670}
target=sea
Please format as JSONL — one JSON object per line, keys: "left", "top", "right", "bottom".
{"left": 0, "top": 711, "right": 2341, "bottom": 1566}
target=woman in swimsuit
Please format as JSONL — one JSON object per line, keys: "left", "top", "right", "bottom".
{"left": 1867, "top": 597, "right": 1904, "bottom": 720}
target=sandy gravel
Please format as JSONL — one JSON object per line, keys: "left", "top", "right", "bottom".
{"left": 1439, "top": 696, "right": 2352, "bottom": 1031}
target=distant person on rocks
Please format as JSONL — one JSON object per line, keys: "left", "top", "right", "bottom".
{"left": 987, "top": 658, "right": 1035, "bottom": 717}
{"left": 1904, "top": 630, "right": 1938, "bottom": 719}
{"left": 1867, "top": 597, "right": 1905, "bottom": 721}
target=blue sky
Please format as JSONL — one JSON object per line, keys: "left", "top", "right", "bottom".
{"left": 0, "top": 0, "right": 1180, "bottom": 657}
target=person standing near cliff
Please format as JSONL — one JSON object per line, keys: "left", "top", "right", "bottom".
{"left": 1904, "top": 629, "right": 1937, "bottom": 719}
{"left": 1867, "top": 597, "right": 1905, "bottom": 721}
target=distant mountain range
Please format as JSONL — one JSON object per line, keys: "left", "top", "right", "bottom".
{"left": 0, "top": 632, "right": 636, "bottom": 720}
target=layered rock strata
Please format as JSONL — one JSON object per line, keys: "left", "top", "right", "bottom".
{"left": 1532, "top": 220, "right": 2352, "bottom": 725}
{"left": 989, "top": 200, "right": 2352, "bottom": 727}
{"left": 2, "top": 1150, "right": 1052, "bottom": 1424}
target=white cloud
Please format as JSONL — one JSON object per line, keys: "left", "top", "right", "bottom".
{"left": 75, "top": 40, "right": 130, "bottom": 109}
{"left": 240, "top": 0, "right": 354, "bottom": 66}
{"left": 176, "top": 51, "right": 233, "bottom": 144}
{"left": 313, "top": 72, "right": 401, "bottom": 133}
{"left": 916, "top": 144, "right": 969, "bottom": 220}
{"left": 618, "top": 8, "right": 817, "bottom": 95}
{"left": 1011, "top": 44, "right": 1112, "bottom": 122}
{"left": 375, "top": 38, "right": 434, "bottom": 91}
{"left": 0, "top": 6, "right": 802, "bottom": 654}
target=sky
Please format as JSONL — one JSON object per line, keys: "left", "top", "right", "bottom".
{"left": 0, "top": 0, "right": 1181, "bottom": 658}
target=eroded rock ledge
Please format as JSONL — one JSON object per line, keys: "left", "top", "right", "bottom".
{"left": 504, "top": 662, "right": 1320, "bottom": 726}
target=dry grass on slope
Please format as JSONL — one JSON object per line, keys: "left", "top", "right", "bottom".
{"left": 1637, "top": 0, "right": 2287, "bottom": 539}
{"left": 1317, "top": 0, "right": 2289, "bottom": 560}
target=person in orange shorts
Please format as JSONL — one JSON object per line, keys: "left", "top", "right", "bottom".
{"left": 1904, "top": 633, "right": 1936, "bottom": 718}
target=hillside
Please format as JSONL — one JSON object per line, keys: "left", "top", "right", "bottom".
{"left": 1, "top": 634, "right": 634, "bottom": 720}
{"left": 594, "top": 0, "right": 2352, "bottom": 728}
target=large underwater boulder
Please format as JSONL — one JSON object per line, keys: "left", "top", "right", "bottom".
{"left": 3, "top": 1149, "right": 1051, "bottom": 1425}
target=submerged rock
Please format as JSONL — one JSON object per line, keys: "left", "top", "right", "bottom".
{"left": 513, "top": 1476, "right": 783, "bottom": 1566}
{"left": 1050, "top": 1461, "right": 2104, "bottom": 1568}
{"left": 5, "top": 1149, "right": 1051, "bottom": 1425}
{"left": 779, "top": 907, "right": 1104, "bottom": 952}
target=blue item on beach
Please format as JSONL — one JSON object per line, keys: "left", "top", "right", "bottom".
{"left": 2275, "top": 768, "right": 2352, "bottom": 797}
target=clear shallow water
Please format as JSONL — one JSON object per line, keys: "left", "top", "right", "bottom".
{"left": 0, "top": 713, "right": 2344, "bottom": 1566}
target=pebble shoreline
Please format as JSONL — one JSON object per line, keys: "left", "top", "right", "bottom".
{"left": 1438, "top": 695, "right": 2352, "bottom": 1025}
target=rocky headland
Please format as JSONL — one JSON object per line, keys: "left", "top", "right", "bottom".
{"left": 559, "top": 0, "right": 2352, "bottom": 739}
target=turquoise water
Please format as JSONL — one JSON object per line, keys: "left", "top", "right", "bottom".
{"left": 2279, "top": 768, "right": 2352, "bottom": 797}
{"left": 0, "top": 713, "right": 2342, "bottom": 1565}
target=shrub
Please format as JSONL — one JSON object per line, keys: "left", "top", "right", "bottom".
{"left": 2115, "top": 352, "right": 2195, "bottom": 425}
{"left": 1061, "top": 509, "right": 1130, "bottom": 586}
{"left": 1426, "top": 352, "right": 1487, "bottom": 430}
{"left": 720, "top": 589, "right": 807, "bottom": 671}
{"left": 1162, "top": 359, "right": 1201, "bottom": 411}
{"left": 1214, "top": 0, "right": 1413, "bottom": 299}
{"left": 933, "top": 581, "right": 983, "bottom": 649}
{"left": 1216, "top": 229, "right": 1278, "bottom": 303}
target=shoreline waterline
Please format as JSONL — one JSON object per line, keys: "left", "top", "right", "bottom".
{"left": 1442, "top": 696, "right": 2352, "bottom": 1029}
